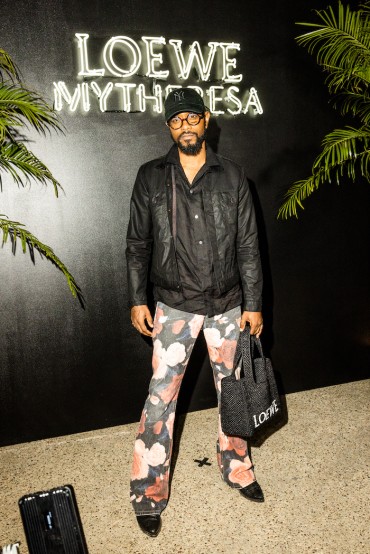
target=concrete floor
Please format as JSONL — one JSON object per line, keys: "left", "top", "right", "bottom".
{"left": 0, "top": 379, "right": 369, "bottom": 554}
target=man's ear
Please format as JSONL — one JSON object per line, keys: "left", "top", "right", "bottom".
{"left": 205, "top": 111, "right": 211, "bottom": 129}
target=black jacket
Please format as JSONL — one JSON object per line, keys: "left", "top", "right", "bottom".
{"left": 126, "top": 145, "right": 263, "bottom": 312}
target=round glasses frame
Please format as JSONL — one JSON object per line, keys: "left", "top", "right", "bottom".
{"left": 166, "top": 113, "right": 204, "bottom": 130}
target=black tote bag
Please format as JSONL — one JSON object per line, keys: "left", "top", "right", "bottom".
{"left": 220, "top": 327, "right": 281, "bottom": 437}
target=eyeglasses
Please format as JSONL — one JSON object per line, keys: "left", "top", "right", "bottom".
{"left": 166, "top": 113, "right": 204, "bottom": 130}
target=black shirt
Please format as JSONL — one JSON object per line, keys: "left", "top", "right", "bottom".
{"left": 154, "top": 145, "right": 242, "bottom": 316}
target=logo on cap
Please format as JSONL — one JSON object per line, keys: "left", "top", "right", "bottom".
{"left": 174, "top": 91, "right": 185, "bottom": 102}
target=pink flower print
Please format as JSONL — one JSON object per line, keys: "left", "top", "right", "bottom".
{"left": 218, "top": 432, "right": 230, "bottom": 452}
{"left": 207, "top": 345, "right": 222, "bottom": 363}
{"left": 153, "top": 340, "right": 185, "bottom": 377}
{"left": 163, "top": 342, "right": 186, "bottom": 367}
{"left": 132, "top": 450, "right": 149, "bottom": 480}
{"left": 213, "top": 314, "right": 228, "bottom": 324}
{"left": 219, "top": 339, "right": 237, "bottom": 369}
{"left": 215, "top": 371, "right": 224, "bottom": 392}
{"left": 227, "top": 436, "right": 248, "bottom": 457}
{"left": 153, "top": 421, "right": 163, "bottom": 435}
{"left": 165, "top": 412, "right": 175, "bottom": 439}
{"left": 138, "top": 411, "right": 146, "bottom": 434}
{"left": 152, "top": 339, "right": 162, "bottom": 369}
{"left": 225, "top": 323, "right": 235, "bottom": 336}
{"left": 204, "top": 328, "right": 224, "bottom": 348}
{"left": 152, "top": 307, "right": 164, "bottom": 338}
{"left": 228, "top": 460, "right": 254, "bottom": 486}
{"left": 144, "top": 442, "right": 166, "bottom": 466}
{"left": 244, "top": 455, "right": 253, "bottom": 467}
{"left": 188, "top": 315, "right": 204, "bottom": 338}
{"left": 132, "top": 439, "right": 149, "bottom": 480}
{"left": 152, "top": 339, "right": 167, "bottom": 378}
{"left": 145, "top": 473, "right": 169, "bottom": 503}
{"left": 158, "top": 373, "right": 183, "bottom": 404}
{"left": 135, "top": 439, "right": 146, "bottom": 456}
{"left": 149, "top": 395, "right": 160, "bottom": 405}
{"left": 172, "top": 319, "right": 186, "bottom": 335}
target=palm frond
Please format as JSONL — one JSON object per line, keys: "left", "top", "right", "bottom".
{"left": 323, "top": 63, "right": 370, "bottom": 94}
{"left": 333, "top": 90, "right": 370, "bottom": 124}
{"left": 0, "top": 82, "right": 63, "bottom": 140}
{"left": 361, "top": 1, "right": 370, "bottom": 16}
{"left": 0, "top": 48, "right": 81, "bottom": 301}
{"left": 0, "top": 215, "right": 82, "bottom": 302}
{"left": 296, "top": 3, "right": 370, "bottom": 72}
{"left": 0, "top": 140, "right": 62, "bottom": 196}
{"left": 0, "top": 49, "right": 20, "bottom": 81}
{"left": 314, "top": 126, "right": 370, "bottom": 181}
{"left": 279, "top": 2, "right": 370, "bottom": 219}
{"left": 278, "top": 126, "right": 370, "bottom": 219}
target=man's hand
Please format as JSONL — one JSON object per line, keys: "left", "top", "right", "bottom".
{"left": 131, "top": 305, "right": 154, "bottom": 337}
{"left": 240, "top": 311, "right": 263, "bottom": 338}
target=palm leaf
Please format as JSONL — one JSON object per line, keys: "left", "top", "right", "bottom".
{"left": 279, "top": 2, "right": 370, "bottom": 219}
{"left": 333, "top": 90, "right": 370, "bottom": 124}
{"left": 0, "top": 82, "right": 62, "bottom": 139}
{"left": 324, "top": 63, "right": 370, "bottom": 94}
{"left": 0, "top": 48, "right": 20, "bottom": 81}
{"left": 0, "top": 140, "right": 62, "bottom": 196}
{"left": 296, "top": 3, "right": 370, "bottom": 72}
{"left": 0, "top": 215, "right": 83, "bottom": 302}
{"left": 0, "top": 48, "right": 81, "bottom": 301}
{"left": 314, "top": 126, "right": 370, "bottom": 180}
{"left": 278, "top": 126, "right": 370, "bottom": 219}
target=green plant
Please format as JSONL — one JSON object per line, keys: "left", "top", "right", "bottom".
{"left": 0, "top": 48, "right": 81, "bottom": 299}
{"left": 278, "top": 1, "right": 370, "bottom": 219}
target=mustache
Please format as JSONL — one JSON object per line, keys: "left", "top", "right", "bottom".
{"left": 179, "top": 131, "right": 197, "bottom": 139}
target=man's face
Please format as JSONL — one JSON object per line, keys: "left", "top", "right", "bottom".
{"left": 167, "top": 111, "right": 210, "bottom": 155}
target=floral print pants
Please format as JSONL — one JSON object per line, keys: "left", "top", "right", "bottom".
{"left": 130, "top": 302, "right": 256, "bottom": 515}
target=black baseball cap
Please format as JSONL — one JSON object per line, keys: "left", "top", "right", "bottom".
{"left": 164, "top": 88, "right": 206, "bottom": 121}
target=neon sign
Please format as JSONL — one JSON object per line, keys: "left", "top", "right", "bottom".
{"left": 53, "top": 33, "right": 263, "bottom": 116}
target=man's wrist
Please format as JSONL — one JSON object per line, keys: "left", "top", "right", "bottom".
{"left": 128, "top": 300, "right": 147, "bottom": 308}
{"left": 243, "top": 304, "right": 262, "bottom": 312}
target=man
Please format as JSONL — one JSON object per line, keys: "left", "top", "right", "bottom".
{"left": 126, "top": 88, "right": 263, "bottom": 537}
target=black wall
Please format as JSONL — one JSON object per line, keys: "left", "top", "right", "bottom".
{"left": 0, "top": 0, "right": 369, "bottom": 446}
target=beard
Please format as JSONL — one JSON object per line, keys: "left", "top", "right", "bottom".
{"left": 175, "top": 131, "right": 206, "bottom": 155}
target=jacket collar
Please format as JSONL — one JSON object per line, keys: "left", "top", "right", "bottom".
{"left": 155, "top": 143, "right": 223, "bottom": 170}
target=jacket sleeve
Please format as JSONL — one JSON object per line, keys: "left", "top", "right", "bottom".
{"left": 236, "top": 170, "right": 263, "bottom": 312}
{"left": 125, "top": 166, "right": 153, "bottom": 307}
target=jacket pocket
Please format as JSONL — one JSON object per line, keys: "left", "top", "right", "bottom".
{"left": 220, "top": 192, "right": 236, "bottom": 207}
{"left": 151, "top": 192, "right": 170, "bottom": 244}
{"left": 219, "top": 192, "right": 238, "bottom": 228}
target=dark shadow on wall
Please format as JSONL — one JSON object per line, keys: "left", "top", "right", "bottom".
{"left": 248, "top": 180, "right": 276, "bottom": 363}
{"left": 244, "top": 178, "right": 287, "bottom": 398}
